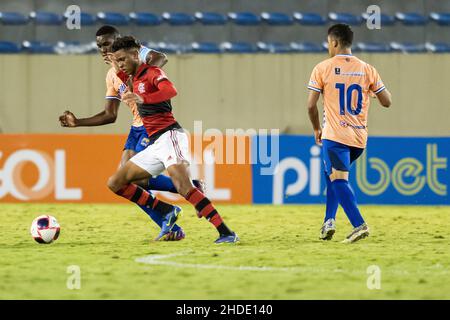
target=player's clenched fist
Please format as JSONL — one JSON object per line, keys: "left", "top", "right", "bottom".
{"left": 122, "top": 92, "right": 144, "bottom": 105}
{"left": 59, "top": 110, "right": 78, "bottom": 127}
{"left": 314, "top": 129, "right": 322, "bottom": 146}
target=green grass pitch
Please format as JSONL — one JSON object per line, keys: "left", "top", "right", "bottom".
{"left": 0, "top": 203, "right": 448, "bottom": 299}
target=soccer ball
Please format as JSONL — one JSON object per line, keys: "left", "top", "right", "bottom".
{"left": 30, "top": 215, "right": 61, "bottom": 244}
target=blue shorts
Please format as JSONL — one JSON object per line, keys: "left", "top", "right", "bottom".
{"left": 123, "top": 126, "right": 150, "bottom": 153}
{"left": 322, "top": 139, "right": 364, "bottom": 175}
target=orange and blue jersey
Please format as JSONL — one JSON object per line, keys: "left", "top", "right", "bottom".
{"left": 308, "top": 54, "right": 385, "bottom": 149}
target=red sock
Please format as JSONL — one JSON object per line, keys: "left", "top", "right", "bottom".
{"left": 116, "top": 184, "right": 174, "bottom": 214}
{"left": 185, "top": 188, "right": 223, "bottom": 227}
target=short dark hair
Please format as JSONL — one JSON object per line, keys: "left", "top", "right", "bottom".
{"left": 328, "top": 23, "right": 353, "bottom": 47}
{"left": 111, "top": 36, "right": 141, "bottom": 52}
{"left": 96, "top": 25, "right": 119, "bottom": 37}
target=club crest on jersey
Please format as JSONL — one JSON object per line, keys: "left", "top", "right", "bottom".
{"left": 118, "top": 83, "right": 127, "bottom": 96}
{"left": 138, "top": 82, "right": 145, "bottom": 93}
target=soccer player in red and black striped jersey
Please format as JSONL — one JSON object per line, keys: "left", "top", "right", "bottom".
{"left": 107, "top": 36, "right": 238, "bottom": 243}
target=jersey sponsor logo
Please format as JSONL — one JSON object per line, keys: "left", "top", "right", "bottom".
{"left": 138, "top": 82, "right": 145, "bottom": 94}
{"left": 119, "top": 83, "right": 127, "bottom": 96}
{"left": 140, "top": 137, "right": 149, "bottom": 147}
{"left": 335, "top": 67, "right": 341, "bottom": 75}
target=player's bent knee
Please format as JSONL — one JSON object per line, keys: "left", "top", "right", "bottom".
{"left": 107, "top": 175, "right": 123, "bottom": 193}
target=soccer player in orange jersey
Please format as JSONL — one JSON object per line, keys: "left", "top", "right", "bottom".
{"left": 307, "top": 24, "right": 392, "bottom": 243}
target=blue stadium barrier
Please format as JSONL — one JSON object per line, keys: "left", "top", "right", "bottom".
{"left": 129, "top": 12, "right": 162, "bottom": 26}
{"left": 162, "top": 12, "right": 195, "bottom": 26}
{"left": 194, "top": 12, "right": 227, "bottom": 25}
{"left": 228, "top": 12, "right": 261, "bottom": 25}
{"left": 63, "top": 12, "right": 97, "bottom": 26}
{"left": 357, "top": 42, "right": 392, "bottom": 53}
{"left": 293, "top": 12, "right": 326, "bottom": 25}
{"left": 30, "top": 11, "right": 63, "bottom": 25}
{"left": 257, "top": 42, "right": 292, "bottom": 53}
{"left": 221, "top": 42, "right": 257, "bottom": 53}
{"left": 361, "top": 12, "right": 396, "bottom": 26}
{"left": 0, "top": 41, "right": 21, "bottom": 53}
{"left": 290, "top": 42, "right": 325, "bottom": 53}
{"left": 97, "top": 12, "right": 129, "bottom": 26}
{"left": 395, "top": 12, "right": 428, "bottom": 25}
{"left": 261, "top": 12, "right": 293, "bottom": 26}
{"left": 191, "top": 42, "right": 222, "bottom": 53}
{"left": 158, "top": 42, "right": 192, "bottom": 54}
{"left": 0, "top": 12, "right": 28, "bottom": 25}
{"left": 328, "top": 12, "right": 363, "bottom": 25}
{"left": 426, "top": 42, "right": 450, "bottom": 53}
{"left": 430, "top": 12, "right": 450, "bottom": 26}
{"left": 22, "top": 41, "right": 55, "bottom": 54}
{"left": 390, "top": 42, "right": 427, "bottom": 53}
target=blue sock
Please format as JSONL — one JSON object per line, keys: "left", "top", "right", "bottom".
{"left": 331, "top": 179, "right": 365, "bottom": 228}
{"left": 137, "top": 204, "right": 181, "bottom": 232}
{"left": 147, "top": 175, "right": 177, "bottom": 193}
{"left": 325, "top": 174, "right": 339, "bottom": 222}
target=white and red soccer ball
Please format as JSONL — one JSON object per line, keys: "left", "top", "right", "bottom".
{"left": 30, "top": 215, "right": 60, "bottom": 244}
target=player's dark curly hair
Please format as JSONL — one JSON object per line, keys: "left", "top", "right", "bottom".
{"left": 328, "top": 23, "right": 353, "bottom": 47}
{"left": 95, "top": 25, "right": 119, "bottom": 37}
{"left": 111, "top": 36, "right": 141, "bottom": 52}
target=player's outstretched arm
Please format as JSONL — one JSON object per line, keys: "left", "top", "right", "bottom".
{"left": 307, "top": 90, "right": 322, "bottom": 145}
{"left": 145, "top": 49, "right": 168, "bottom": 68}
{"left": 376, "top": 89, "right": 392, "bottom": 108}
{"left": 59, "top": 99, "right": 120, "bottom": 127}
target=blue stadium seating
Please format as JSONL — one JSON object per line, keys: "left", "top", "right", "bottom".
{"left": 0, "top": 12, "right": 29, "bottom": 25}
{"left": 0, "top": 41, "right": 21, "bottom": 53}
{"left": 290, "top": 42, "right": 325, "bottom": 53}
{"left": 395, "top": 12, "right": 428, "bottom": 25}
{"left": 195, "top": 12, "right": 227, "bottom": 25}
{"left": 228, "top": 12, "right": 261, "bottom": 25}
{"left": 328, "top": 12, "right": 363, "bottom": 25}
{"left": 97, "top": 12, "right": 129, "bottom": 26}
{"left": 162, "top": 12, "right": 195, "bottom": 25}
{"left": 429, "top": 12, "right": 450, "bottom": 26}
{"left": 390, "top": 42, "right": 427, "bottom": 53}
{"left": 221, "top": 42, "right": 256, "bottom": 53}
{"left": 30, "top": 11, "right": 63, "bottom": 25}
{"left": 356, "top": 42, "right": 392, "bottom": 53}
{"left": 129, "top": 12, "right": 162, "bottom": 26}
{"left": 158, "top": 42, "right": 192, "bottom": 54}
{"left": 191, "top": 42, "right": 222, "bottom": 53}
{"left": 361, "top": 12, "right": 396, "bottom": 26}
{"left": 257, "top": 42, "right": 292, "bottom": 53}
{"left": 261, "top": 12, "right": 293, "bottom": 25}
{"left": 22, "top": 41, "right": 55, "bottom": 54}
{"left": 293, "top": 12, "right": 326, "bottom": 25}
{"left": 425, "top": 42, "right": 450, "bottom": 53}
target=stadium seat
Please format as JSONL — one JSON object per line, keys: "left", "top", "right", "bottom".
{"left": 290, "top": 42, "right": 325, "bottom": 53}
{"left": 22, "top": 41, "right": 55, "bottom": 54}
{"left": 194, "top": 12, "right": 227, "bottom": 25}
{"left": 328, "top": 12, "right": 363, "bottom": 25}
{"left": 97, "top": 12, "right": 129, "bottom": 26}
{"left": 29, "top": 11, "right": 63, "bottom": 25}
{"left": 162, "top": 12, "right": 195, "bottom": 25}
{"left": 390, "top": 42, "right": 427, "bottom": 53}
{"left": 257, "top": 42, "right": 292, "bottom": 53}
{"left": 63, "top": 12, "right": 96, "bottom": 26}
{"left": 191, "top": 42, "right": 222, "bottom": 53}
{"left": 361, "top": 12, "right": 396, "bottom": 26}
{"left": 228, "top": 12, "right": 261, "bottom": 25}
{"left": 0, "top": 41, "right": 21, "bottom": 53}
{"left": 425, "top": 42, "right": 450, "bottom": 53}
{"left": 129, "top": 12, "right": 162, "bottom": 26}
{"left": 55, "top": 41, "right": 97, "bottom": 54}
{"left": 356, "top": 42, "right": 392, "bottom": 53}
{"left": 0, "top": 12, "right": 29, "bottom": 25}
{"left": 293, "top": 12, "right": 326, "bottom": 25}
{"left": 429, "top": 12, "right": 450, "bottom": 26}
{"left": 261, "top": 12, "right": 293, "bottom": 25}
{"left": 395, "top": 12, "right": 428, "bottom": 25}
{"left": 158, "top": 42, "right": 192, "bottom": 54}
{"left": 221, "top": 42, "right": 256, "bottom": 53}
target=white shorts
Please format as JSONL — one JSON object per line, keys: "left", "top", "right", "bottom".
{"left": 130, "top": 129, "right": 190, "bottom": 176}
